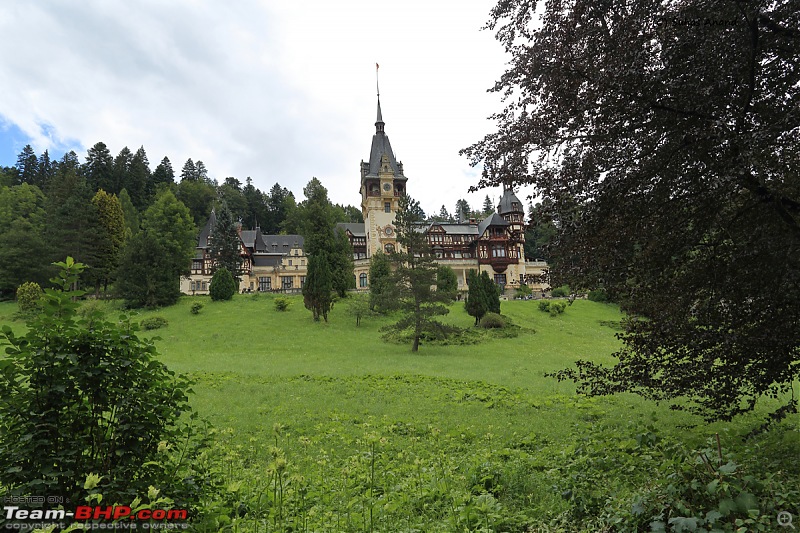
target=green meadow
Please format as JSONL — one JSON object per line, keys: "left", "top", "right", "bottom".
{"left": 0, "top": 296, "right": 797, "bottom": 531}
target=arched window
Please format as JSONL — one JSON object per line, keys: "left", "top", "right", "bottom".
{"left": 359, "top": 273, "right": 368, "bottom": 287}
{"left": 384, "top": 243, "right": 395, "bottom": 254}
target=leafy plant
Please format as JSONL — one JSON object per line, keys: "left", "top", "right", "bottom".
{"left": 550, "top": 285, "right": 570, "bottom": 298}
{"left": 141, "top": 315, "right": 169, "bottom": 330}
{"left": 15, "top": 281, "right": 43, "bottom": 317}
{"left": 588, "top": 288, "right": 609, "bottom": 302}
{"left": 0, "top": 257, "right": 205, "bottom": 505}
{"left": 274, "top": 296, "right": 290, "bottom": 312}
{"left": 190, "top": 301, "right": 204, "bottom": 315}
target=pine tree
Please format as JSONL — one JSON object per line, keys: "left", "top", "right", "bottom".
{"left": 482, "top": 195, "right": 494, "bottom": 216}
{"left": 152, "top": 157, "right": 175, "bottom": 191}
{"left": 464, "top": 270, "right": 488, "bottom": 325}
{"left": 383, "top": 195, "right": 451, "bottom": 352}
{"left": 303, "top": 251, "right": 334, "bottom": 322}
{"left": 180, "top": 159, "right": 197, "bottom": 182}
{"left": 112, "top": 147, "right": 133, "bottom": 195}
{"left": 90, "top": 190, "right": 127, "bottom": 295}
{"left": 207, "top": 203, "right": 243, "bottom": 281}
{"left": 118, "top": 188, "right": 140, "bottom": 238}
{"left": 127, "top": 146, "right": 151, "bottom": 209}
{"left": 15, "top": 145, "right": 38, "bottom": 186}
{"left": 368, "top": 251, "right": 391, "bottom": 312}
{"left": 84, "top": 142, "right": 114, "bottom": 193}
{"left": 35, "top": 150, "right": 53, "bottom": 190}
{"left": 331, "top": 228, "right": 355, "bottom": 297}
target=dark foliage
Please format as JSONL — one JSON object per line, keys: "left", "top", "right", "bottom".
{"left": 463, "top": 0, "right": 800, "bottom": 422}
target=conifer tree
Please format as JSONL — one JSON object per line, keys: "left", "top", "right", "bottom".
{"left": 84, "top": 142, "right": 114, "bottom": 193}
{"left": 303, "top": 251, "right": 334, "bottom": 322}
{"left": 15, "top": 145, "right": 38, "bottom": 186}
{"left": 464, "top": 269, "right": 488, "bottom": 325}
{"left": 383, "top": 195, "right": 451, "bottom": 352}
{"left": 207, "top": 203, "right": 243, "bottom": 281}
{"left": 91, "top": 190, "right": 126, "bottom": 294}
{"left": 368, "top": 251, "right": 391, "bottom": 312}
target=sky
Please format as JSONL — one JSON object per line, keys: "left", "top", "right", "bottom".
{"left": 0, "top": 0, "right": 530, "bottom": 216}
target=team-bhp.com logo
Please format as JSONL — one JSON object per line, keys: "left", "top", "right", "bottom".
{"left": 3, "top": 505, "right": 188, "bottom": 530}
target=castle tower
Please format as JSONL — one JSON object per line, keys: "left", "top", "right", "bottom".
{"left": 359, "top": 95, "right": 407, "bottom": 257}
{"left": 497, "top": 185, "right": 527, "bottom": 286}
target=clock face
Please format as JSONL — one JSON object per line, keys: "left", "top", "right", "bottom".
{"left": 383, "top": 183, "right": 392, "bottom": 192}
{"left": 384, "top": 227, "right": 393, "bottom": 236}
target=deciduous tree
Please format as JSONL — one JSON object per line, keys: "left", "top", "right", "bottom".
{"left": 463, "top": 0, "right": 800, "bottom": 422}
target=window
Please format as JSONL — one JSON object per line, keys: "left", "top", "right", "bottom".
{"left": 300, "top": 276, "right": 306, "bottom": 288}
{"left": 201, "top": 281, "right": 208, "bottom": 291}
{"left": 259, "top": 277, "right": 271, "bottom": 291}
{"left": 288, "top": 259, "right": 292, "bottom": 266}
{"left": 384, "top": 243, "right": 395, "bottom": 253}
{"left": 281, "top": 276, "right": 293, "bottom": 290}
{"left": 492, "top": 245, "right": 506, "bottom": 258}
{"left": 494, "top": 274, "right": 506, "bottom": 287}
{"left": 192, "top": 260, "right": 202, "bottom": 272}
{"left": 384, "top": 202, "right": 391, "bottom": 213}
{"left": 190, "top": 281, "right": 196, "bottom": 291}
{"left": 359, "top": 273, "right": 368, "bottom": 287}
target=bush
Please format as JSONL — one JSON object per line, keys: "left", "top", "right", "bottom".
{"left": 140, "top": 316, "right": 169, "bottom": 330}
{"left": 274, "top": 296, "right": 290, "bottom": 311}
{"left": 516, "top": 284, "right": 532, "bottom": 299}
{"left": 78, "top": 299, "right": 107, "bottom": 319}
{"left": 480, "top": 312, "right": 506, "bottom": 329}
{"left": 209, "top": 267, "right": 237, "bottom": 301}
{"left": 539, "top": 300, "right": 566, "bottom": 315}
{"left": 15, "top": 281, "right": 43, "bottom": 316}
{"left": 587, "top": 288, "right": 609, "bottom": 302}
{"left": 0, "top": 257, "right": 206, "bottom": 505}
{"left": 550, "top": 285, "right": 570, "bottom": 298}
{"left": 190, "top": 301, "right": 204, "bottom": 315}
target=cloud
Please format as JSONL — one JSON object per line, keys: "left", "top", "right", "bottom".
{"left": 0, "top": 0, "right": 516, "bottom": 214}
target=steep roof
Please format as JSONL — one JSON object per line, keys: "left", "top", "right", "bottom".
{"left": 263, "top": 234, "right": 304, "bottom": 250}
{"left": 337, "top": 222, "right": 366, "bottom": 237}
{"left": 478, "top": 213, "right": 510, "bottom": 236}
{"left": 497, "top": 187, "right": 523, "bottom": 215}
{"left": 197, "top": 209, "right": 216, "bottom": 248}
{"left": 364, "top": 97, "right": 406, "bottom": 181}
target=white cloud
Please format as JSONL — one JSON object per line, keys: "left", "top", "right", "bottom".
{"left": 0, "top": 0, "right": 531, "bottom": 215}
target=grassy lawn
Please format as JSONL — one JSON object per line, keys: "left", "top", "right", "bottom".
{"left": 1, "top": 295, "right": 797, "bottom": 531}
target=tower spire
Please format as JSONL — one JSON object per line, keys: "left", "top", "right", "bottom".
{"left": 375, "top": 63, "right": 384, "bottom": 134}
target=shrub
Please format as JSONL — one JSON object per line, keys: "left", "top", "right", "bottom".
{"left": 274, "top": 296, "right": 290, "bottom": 311}
{"left": 480, "top": 312, "right": 506, "bottom": 329}
{"left": 140, "top": 316, "right": 169, "bottom": 330}
{"left": 15, "top": 282, "right": 43, "bottom": 316}
{"left": 539, "top": 300, "right": 566, "bottom": 315}
{"left": 550, "top": 285, "right": 570, "bottom": 298}
{"left": 190, "top": 301, "right": 204, "bottom": 315}
{"left": 209, "top": 267, "right": 237, "bottom": 301}
{"left": 78, "top": 299, "right": 107, "bottom": 319}
{"left": 587, "top": 288, "right": 609, "bottom": 302}
{"left": 0, "top": 257, "right": 205, "bottom": 505}
{"left": 516, "top": 284, "right": 532, "bottom": 299}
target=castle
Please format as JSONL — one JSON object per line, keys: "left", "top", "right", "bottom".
{"left": 180, "top": 97, "right": 548, "bottom": 296}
